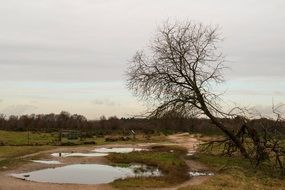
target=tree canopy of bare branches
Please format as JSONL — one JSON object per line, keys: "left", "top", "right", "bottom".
{"left": 127, "top": 20, "right": 285, "bottom": 172}
{"left": 127, "top": 20, "right": 250, "bottom": 158}
{"left": 127, "top": 21, "right": 225, "bottom": 118}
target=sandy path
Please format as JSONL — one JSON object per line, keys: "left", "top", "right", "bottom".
{"left": 160, "top": 133, "right": 211, "bottom": 190}
{"left": 0, "top": 179, "right": 113, "bottom": 190}
{"left": 167, "top": 133, "right": 200, "bottom": 151}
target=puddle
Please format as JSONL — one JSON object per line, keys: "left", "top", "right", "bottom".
{"left": 31, "top": 160, "right": 61, "bottom": 164}
{"left": 189, "top": 171, "right": 214, "bottom": 176}
{"left": 11, "top": 164, "right": 161, "bottom": 184}
{"left": 187, "top": 150, "right": 196, "bottom": 156}
{"left": 51, "top": 152, "right": 108, "bottom": 157}
{"left": 93, "top": 147, "right": 146, "bottom": 153}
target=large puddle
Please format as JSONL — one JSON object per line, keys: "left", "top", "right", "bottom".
{"left": 51, "top": 152, "right": 108, "bottom": 157}
{"left": 11, "top": 164, "right": 161, "bottom": 184}
{"left": 50, "top": 147, "right": 145, "bottom": 158}
{"left": 93, "top": 147, "right": 145, "bottom": 153}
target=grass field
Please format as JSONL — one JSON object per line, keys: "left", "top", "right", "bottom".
{"left": 0, "top": 130, "right": 57, "bottom": 145}
{"left": 0, "top": 130, "right": 169, "bottom": 146}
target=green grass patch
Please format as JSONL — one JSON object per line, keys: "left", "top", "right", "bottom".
{"left": 150, "top": 144, "right": 188, "bottom": 155}
{"left": 0, "top": 130, "right": 98, "bottom": 146}
{"left": 0, "top": 130, "right": 169, "bottom": 146}
{"left": 0, "top": 130, "right": 57, "bottom": 145}
{"left": 107, "top": 147, "right": 189, "bottom": 189}
{"left": 0, "top": 146, "right": 52, "bottom": 171}
{"left": 0, "top": 146, "right": 51, "bottom": 158}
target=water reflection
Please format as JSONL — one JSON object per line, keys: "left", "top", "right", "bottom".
{"left": 51, "top": 152, "right": 108, "bottom": 157}
{"left": 31, "top": 160, "right": 61, "bottom": 164}
{"left": 11, "top": 164, "right": 162, "bottom": 184}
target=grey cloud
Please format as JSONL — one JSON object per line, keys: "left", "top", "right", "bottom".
{"left": 30, "top": 100, "right": 39, "bottom": 104}
{"left": 0, "top": 0, "right": 284, "bottom": 118}
{"left": 273, "top": 91, "right": 285, "bottom": 96}
{"left": 0, "top": 0, "right": 284, "bottom": 82}
{"left": 251, "top": 105, "right": 275, "bottom": 116}
{"left": 228, "top": 90, "right": 285, "bottom": 96}
{"left": 226, "top": 52, "right": 285, "bottom": 78}
{"left": 251, "top": 103, "right": 285, "bottom": 117}
{"left": 1, "top": 105, "right": 38, "bottom": 116}
{"left": 91, "top": 99, "right": 119, "bottom": 106}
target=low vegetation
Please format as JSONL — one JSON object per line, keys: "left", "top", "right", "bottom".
{"left": 108, "top": 145, "right": 189, "bottom": 189}
{"left": 180, "top": 148, "right": 285, "bottom": 190}
{"left": 0, "top": 131, "right": 284, "bottom": 189}
{"left": 0, "top": 146, "right": 51, "bottom": 171}
{"left": 0, "top": 130, "right": 169, "bottom": 147}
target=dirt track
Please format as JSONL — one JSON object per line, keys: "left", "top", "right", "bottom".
{"left": 161, "top": 133, "right": 210, "bottom": 190}
{"left": 0, "top": 134, "right": 210, "bottom": 190}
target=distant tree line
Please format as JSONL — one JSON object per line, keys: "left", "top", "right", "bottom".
{"left": 0, "top": 111, "right": 284, "bottom": 136}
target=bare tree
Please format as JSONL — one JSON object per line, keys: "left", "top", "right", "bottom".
{"left": 126, "top": 20, "right": 249, "bottom": 158}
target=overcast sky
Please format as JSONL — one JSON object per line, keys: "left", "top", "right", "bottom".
{"left": 0, "top": 0, "right": 284, "bottom": 119}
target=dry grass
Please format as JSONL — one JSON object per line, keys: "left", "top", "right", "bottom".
{"left": 180, "top": 151, "right": 285, "bottom": 190}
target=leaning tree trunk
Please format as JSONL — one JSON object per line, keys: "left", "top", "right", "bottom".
{"left": 195, "top": 88, "right": 250, "bottom": 159}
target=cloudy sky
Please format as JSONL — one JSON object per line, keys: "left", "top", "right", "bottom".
{"left": 0, "top": 0, "right": 284, "bottom": 119}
